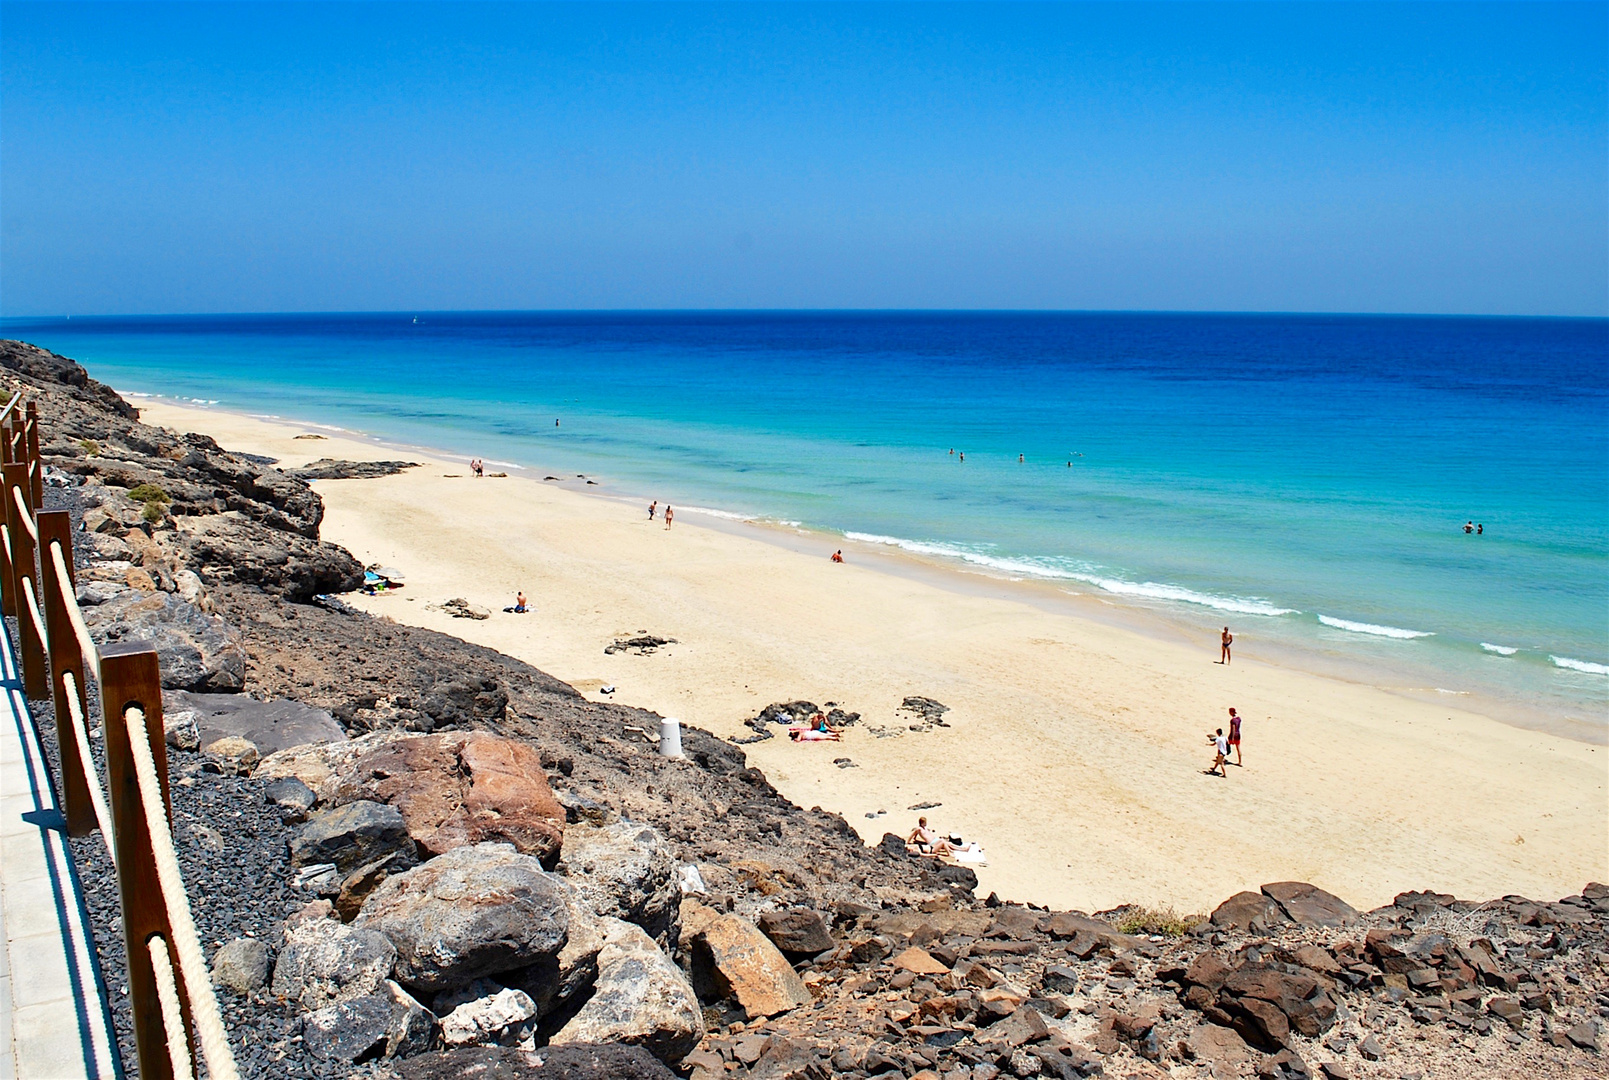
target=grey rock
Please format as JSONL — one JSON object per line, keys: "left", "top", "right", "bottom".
{"left": 210, "top": 937, "right": 270, "bottom": 994}
{"left": 437, "top": 980, "right": 538, "bottom": 1049}
{"left": 271, "top": 903, "right": 398, "bottom": 1010}
{"left": 553, "top": 917, "right": 703, "bottom": 1064}
{"left": 164, "top": 709, "right": 201, "bottom": 751}
{"left": 381, "top": 979, "right": 438, "bottom": 1059}
{"left": 288, "top": 800, "right": 415, "bottom": 875}
{"left": 180, "top": 513, "right": 363, "bottom": 602}
{"left": 559, "top": 820, "right": 679, "bottom": 943}
{"left": 84, "top": 590, "right": 246, "bottom": 692}
{"left": 1567, "top": 1021, "right": 1600, "bottom": 1050}
{"left": 303, "top": 994, "right": 394, "bottom": 1062}
{"left": 394, "top": 1044, "right": 676, "bottom": 1080}
{"left": 165, "top": 689, "right": 346, "bottom": 755}
{"left": 501, "top": 878, "right": 607, "bottom": 1019}
{"left": 76, "top": 580, "right": 130, "bottom": 605}
{"left": 264, "top": 775, "right": 318, "bottom": 822}
{"left": 1357, "top": 1034, "right": 1385, "bottom": 1060}
{"left": 756, "top": 908, "right": 834, "bottom": 955}
{"left": 355, "top": 842, "right": 569, "bottom": 993}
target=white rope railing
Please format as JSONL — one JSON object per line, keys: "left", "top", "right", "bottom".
{"left": 59, "top": 670, "right": 117, "bottom": 864}
{"left": 49, "top": 541, "right": 100, "bottom": 683}
{"left": 0, "top": 390, "right": 21, "bottom": 425}
{"left": 146, "top": 935, "right": 195, "bottom": 1080}
{"left": 19, "top": 575, "right": 48, "bottom": 652}
{"left": 11, "top": 485, "right": 37, "bottom": 543}
{"left": 123, "top": 705, "right": 241, "bottom": 1080}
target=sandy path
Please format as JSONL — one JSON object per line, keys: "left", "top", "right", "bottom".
{"left": 137, "top": 400, "right": 1609, "bottom": 914}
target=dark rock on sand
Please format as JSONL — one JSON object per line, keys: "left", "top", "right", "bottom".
{"left": 291, "top": 459, "right": 421, "bottom": 480}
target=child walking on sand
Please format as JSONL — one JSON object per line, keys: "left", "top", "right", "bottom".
{"left": 1206, "top": 728, "right": 1229, "bottom": 777}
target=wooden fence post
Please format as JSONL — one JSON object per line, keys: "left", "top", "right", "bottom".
{"left": 38, "top": 510, "right": 95, "bottom": 836}
{"left": 25, "top": 402, "right": 42, "bottom": 509}
{"left": 3, "top": 461, "right": 47, "bottom": 699}
{"left": 101, "top": 643, "right": 190, "bottom": 1080}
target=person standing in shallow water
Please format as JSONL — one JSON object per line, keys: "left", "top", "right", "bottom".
{"left": 1220, "top": 627, "right": 1233, "bottom": 664}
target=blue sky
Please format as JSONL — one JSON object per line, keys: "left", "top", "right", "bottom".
{"left": 1, "top": 2, "right": 1604, "bottom": 316}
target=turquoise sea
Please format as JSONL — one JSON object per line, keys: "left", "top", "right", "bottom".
{"left": 3, "top": 312, "right": 1605, "bottom": 730}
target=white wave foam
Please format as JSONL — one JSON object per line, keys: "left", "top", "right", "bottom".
{"left": 1480, "top": 643, "right": 1518, "bottom": 656}
{"left": 1550, "top": 655, "right": 1609, "bottom": 675}
{"left": 682, "top": 505, "right": 758, "bottom": 522}
{"left": 1317, "top": 615, "right": 1433, "bottom": 639}
{"left": 482, "top": 460, "right": 524, "bottom": 470}
{"left": 844, "top": 532, "right": 1296, "bottom": 616}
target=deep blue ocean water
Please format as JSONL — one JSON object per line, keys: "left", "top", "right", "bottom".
{"left": 4, "top": 311, "right": 1605, "bottom": 725}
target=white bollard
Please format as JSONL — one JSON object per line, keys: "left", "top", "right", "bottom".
{"left": 658, "top": 716, "right": 684, "bottom": 758}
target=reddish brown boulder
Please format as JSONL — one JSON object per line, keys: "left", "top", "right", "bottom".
{"left": 326, "top": 732, "right": 564, "bottom": 864}
{"left": 1210, "top": 890, "right": 1284, "bottom": 932}
{"left": 1260, "top": 882, "right": 1358, "bottom": 928}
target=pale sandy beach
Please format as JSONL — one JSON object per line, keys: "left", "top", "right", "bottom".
{"left": 138, "top": 399, "right": 1609, "bottom": 915}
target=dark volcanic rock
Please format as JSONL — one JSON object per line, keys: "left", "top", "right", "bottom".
{"left": 166, "top": 689, "right": 346, "bottom": 755}
{"left": 1261, "top": 881, "right": 1358, "bottom": 928}
{"left": 85, "top": 590, "right": 247, "bottom": 691}
{"left": 397, "top": 1043, "right": 676, "bottom": 1080}
{"left": 757, "top": 908, "right": 835, "bottom": 955}
{"left": 288, "top": 799, "right": 416, "bottom": 875}
{"left": 182, "top": 514, "right": 363, "bottom": 600}
{"left": 291, "top": 459, "right": 421, "bottom": 480}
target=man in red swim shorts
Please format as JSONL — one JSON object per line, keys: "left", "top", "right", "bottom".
{"left": 1227, "top": 707, "right": 1242, "bottom": 766}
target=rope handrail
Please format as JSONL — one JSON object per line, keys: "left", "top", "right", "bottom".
{"left": 49, "top": 540, "right": 101, "bottom": 684}
{"left": 59, "top": 670, "right": 117, "bottom": 863}
{"left": 11, "top": 484, "right": 37, "bottom": 544}
{"left": 19, "top": 575, "right": 48, "bottom": 653}
{"left": 0, "top": 390, "right": 20, "bottom": 426}
{"left": 146, "top": 936, "right": 195, "bottom": 1080}
{"left": 123, "top": 704, "right": 242, "bottom": 1080}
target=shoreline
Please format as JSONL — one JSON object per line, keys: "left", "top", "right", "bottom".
{"left": 133, "top": 396, "right": 1608, "bottom": 914}
{"left": 128, "top": 391, "right": 1604, "bottom": 746}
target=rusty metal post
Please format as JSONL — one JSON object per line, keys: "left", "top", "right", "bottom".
{"left": 38, "top": 510, "right": 95, "bottom": 836}
{"left": 25, "top": 402, "right": 42, "bottom": 508}
{"left": 3, "top": 462, "right": 46, "bottom": 699}
{"left": 101, "top": 643, "right": 189, "bottom": 1080}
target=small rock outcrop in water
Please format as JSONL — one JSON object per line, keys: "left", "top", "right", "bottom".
{"left": 8, "top": 339, "right": 1605, "bottom": 1080}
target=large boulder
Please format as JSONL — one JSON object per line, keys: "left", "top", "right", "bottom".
{"left": 1178, "top": 951, "right": 1338, "bottom": 1050}
{"left": 558, "top": 821, "right": 678, "bottom": 942}
{"left": 164, "top": 689, "right": 345, "bottom": 756}
{"left": 84, "top": 590, "right": 245, "bottom": 692}
{"left": 680, "top": 902, "right": 812, "bottom": 1019}
{"left": 395, "top": 1044, "right": 676, "bottom": 1080}
{"left": 355, "top": 843, "right": 569, "bottom": 993}
{"left": 271, "top": 903, "right": 398, "bottom": 1010}
{"left": 1260, "top": 882, "right": 1358, "bottom": 928}
{"left": 326, "top": 732, "right": 565, "bottom": 864}
{"left": 554, "top": 918, "right": 703, "bottom": 1063}
{"left": 179, "top": 514, "right": 364, "bottom": 601}
{"left": 757, "top": 909, "right": 834, "bottom": 956}
{"left": 257, "top": 731, "right": 414, "bottom": 791}
{"left": 1211, "top": 891, "right": 1286, "bottom": 932}
{"left": 501, "top": 878, "right": 608, "bottom": 1020}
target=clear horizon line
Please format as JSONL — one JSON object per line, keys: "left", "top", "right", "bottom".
{"left": 2, "top": 306, "right": 1604, "bottom": 323}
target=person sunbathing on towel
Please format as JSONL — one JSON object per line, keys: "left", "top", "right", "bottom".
{"left": 788, "top": 726, "right": 840, "bottom": 742}
{"left": 906, "top": 816, "right": 954, "bottom": 856}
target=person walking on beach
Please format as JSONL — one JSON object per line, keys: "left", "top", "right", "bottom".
{"left": 1219, "top": 626, "right": 1233, "bottom": 665}
{"left": 664, "top": 505, "right": 674, "bottom": 530}
{"left": 1206, "top": 729, "right": 1229, "bottom": 777}
{"left": 648, "top": 500, "right": 657, "bottom": 521}
{"left": 1227, "top": 707, "right": 1242, "bottom": 766}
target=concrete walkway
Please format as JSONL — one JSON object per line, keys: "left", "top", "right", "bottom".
{"left": 0, "top": 630, "right": 120, "bottom": 1079}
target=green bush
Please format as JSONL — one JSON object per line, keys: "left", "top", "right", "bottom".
{"left": 141, "top": 500, "right": 167, "bottom": 524}
{"left": 78, "top": 439, "right": 99, "bottom": 457}
{"left": 127, "top": 483, "right": 170, "bottom": 503}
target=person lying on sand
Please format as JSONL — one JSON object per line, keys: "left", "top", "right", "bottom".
{"left": 788, "top": 726, "right": 840, "bottom": 742}
{"left": 906, "top": 816, "right": 954, "bottom": 856}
